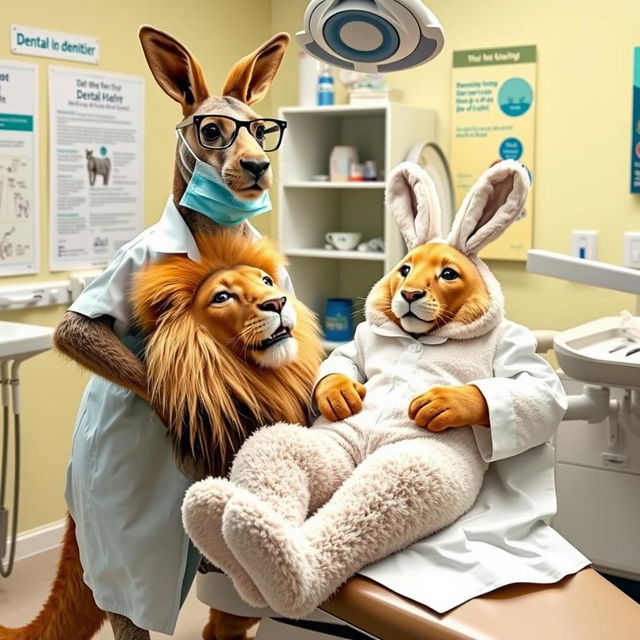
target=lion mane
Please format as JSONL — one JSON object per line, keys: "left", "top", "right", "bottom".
{"left": 131, "top": 231, "right": 323, "bottom": 480}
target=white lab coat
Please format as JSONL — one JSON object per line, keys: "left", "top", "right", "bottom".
{"left": 64, "top": 197, "right": 290, "bottom": 634}
{"left": 317, "top": 317, "right": 590, "bottom": 613}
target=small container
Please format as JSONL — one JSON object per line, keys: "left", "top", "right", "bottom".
{"left": 324, "top": 298, "right": 353, "bottom": 342}
{"left": 349, "top": 162, "right": 364, "bottom": 181}
{"left": 363, "top": 160, "right": 378, "bottom": 181}
{"left": 317, "top": 65, "right": 335, "bottom": 106}
{"left": 329, "top": 146, "right": 358, "bottom": 182}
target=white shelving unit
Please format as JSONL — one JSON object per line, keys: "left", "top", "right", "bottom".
{"left": 278, "top": 103, "right": 436, "bottom": 347}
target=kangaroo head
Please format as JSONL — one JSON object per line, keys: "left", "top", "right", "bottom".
{"left": 139, "top": 26, "right": 289, "bottom": 204}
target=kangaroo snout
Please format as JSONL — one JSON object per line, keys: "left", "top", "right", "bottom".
{"left": 240, "top": 159, "right": 270, "bottom": 180}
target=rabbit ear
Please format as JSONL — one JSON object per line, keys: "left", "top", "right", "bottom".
{"left": 386, "top": 162, "right": 442, "bottom": 250}
{"left": 447, "top": 160, "right": 530, "bottom": 255}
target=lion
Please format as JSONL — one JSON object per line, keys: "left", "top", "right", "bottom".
{"left": 132, "top": 229, "right": 324, "bottom": 480}
{"left": 0, "top": 230, "right": 323, "bottom": 640}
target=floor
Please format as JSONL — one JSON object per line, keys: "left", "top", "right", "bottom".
{"left": 0, "top": 547, "right": 217, "bottom": 639}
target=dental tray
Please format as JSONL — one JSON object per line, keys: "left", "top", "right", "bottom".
{"left": 554, "top": 316, "right": 640, "bottom": 390}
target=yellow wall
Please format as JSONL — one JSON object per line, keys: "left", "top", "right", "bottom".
{"left": 6, "top": 0, "right": 640, "bottom": 534}
{"left": 1, "top": 0, "right": 272, "bottom": 533}
{"left": 269, "top": 0, "right": 639, "bottom": 330}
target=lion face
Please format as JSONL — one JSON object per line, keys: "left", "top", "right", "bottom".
{"left": 132, "top": 230, "right": 323, "bottom": 479}
{"left": 193, "top": 265, "right": 298, "bottom": 368}
{"left": 369, "top": 242, "right": 489, "bottom": 336}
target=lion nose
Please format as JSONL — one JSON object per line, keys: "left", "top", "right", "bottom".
{"left": 258, "top": 296, "right": 286, "bottom": 314}
{"left": 240, "top": 159, "right": 270, "bottom": 179}
{"left": 401, "top": 289, "right": 426, "bottom": 303}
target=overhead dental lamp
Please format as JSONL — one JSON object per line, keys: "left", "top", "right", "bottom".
{"left": 297, "top": 0, "right": 445, "bottom": 73}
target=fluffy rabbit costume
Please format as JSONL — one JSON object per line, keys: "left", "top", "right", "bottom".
{"left": 183, "top": 160, "right": 581, "bottom": 618}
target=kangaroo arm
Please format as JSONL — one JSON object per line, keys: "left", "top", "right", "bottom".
{"left": 54, "top": 311, "right": 150, "bottom": 402}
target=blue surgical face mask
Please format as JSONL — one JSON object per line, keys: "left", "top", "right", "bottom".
{"left": 177, "top": 131, "right": 272, "bottom": 227}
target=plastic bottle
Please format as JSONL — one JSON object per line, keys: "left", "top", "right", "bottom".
{"left": 317, "top": 65, "right": 335, "bottom": 106}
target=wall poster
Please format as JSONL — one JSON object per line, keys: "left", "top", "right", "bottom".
{"left": 0, "top": 59, "right": 39, "bottom": 276}
{"left": 451, "top": 45, "right": 537, "bottom": 261}
{"left": 49, "top": 66, "right": 144, "bottom": 271}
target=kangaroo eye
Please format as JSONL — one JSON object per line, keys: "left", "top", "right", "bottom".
{"left": 201, "top": 123, "right": 222, "bottom": 142}
{"left": 262, "top": 275, "right": 274, "bottom": 286}
{"left": 399, "top": 264, "right": 411, "bottom": 277}
{"left": 211, "top": 291, "right": 233, "bottom": 304}
{"left": 440, "top": 268, "right": 459, "bottom": 281}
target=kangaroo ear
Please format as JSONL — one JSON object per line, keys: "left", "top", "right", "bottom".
{"left": 386, "top": 162, "right": 442, "bottom": 250}
{"left": 139, "top": 26, "right": 210, "bottom": 115}
{"left": 222, "top": 33, "right": 290, "bottom": 105}
{"left": 447, "top": 160, "right": 530, "bottom": 255}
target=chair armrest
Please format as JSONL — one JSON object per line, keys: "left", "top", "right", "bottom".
{"left": 532, "top": 329, "right": 558, "bottom": 354}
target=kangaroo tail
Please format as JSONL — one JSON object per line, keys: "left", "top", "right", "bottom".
{"left": 0, "top": 514, "right": 107, "bottom": 640}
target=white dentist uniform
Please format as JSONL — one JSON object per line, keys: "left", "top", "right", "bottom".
{"left": 64, "top": 196, "right": 291, "bottom": 634}
{"left": 319, "top": 317, "right": 591, "bottom": 612}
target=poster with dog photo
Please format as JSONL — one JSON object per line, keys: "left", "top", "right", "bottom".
{"left": 49, "top": 66, "right": 144, "bottom": 270}
{"left": 0, "top": 59, "right": 39, "bottom": 276}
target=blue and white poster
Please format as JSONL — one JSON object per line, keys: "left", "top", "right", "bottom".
{"left": 0, "top": 60, "right": 39, "bottom": 276}
{"left": 49, "top": 66, "right": 144, "bottom": 270}
{"left": 631, "top": 47, "right": 640, "bottom": 194}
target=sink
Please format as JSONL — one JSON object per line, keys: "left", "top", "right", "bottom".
{"left": 554, "top": 316, "right": 640, "bottom": 390}
{"left": 0, "top": 321, "right": 54, "bottom": 360}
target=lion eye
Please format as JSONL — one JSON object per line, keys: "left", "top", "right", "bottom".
{"left": 211, "top": 291, "right": 233, "bottom": 304}
{"left": 440, "top": 267, "right": 459, "bottom": 281}
{"left": 399, "top": 264, "right": 411, "bottom": 277}
{"left": 262, "top": 275, "right": 274, "bottom": 286}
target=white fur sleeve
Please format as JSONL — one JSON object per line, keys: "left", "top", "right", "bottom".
{"left": 469, "top": 322, "right": 567, "bottom": 463}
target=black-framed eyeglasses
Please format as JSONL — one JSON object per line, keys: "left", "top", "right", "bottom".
{"left": 176, "top": 114, "right": 287, "bottom": 152}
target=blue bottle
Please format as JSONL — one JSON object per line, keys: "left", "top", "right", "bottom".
{"left": 317, "top": 65, "right": 335, "bottom": 106}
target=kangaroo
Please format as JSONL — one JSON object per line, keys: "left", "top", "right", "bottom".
{"left": 0, "top": 26, "right": 290, "bottom": 640}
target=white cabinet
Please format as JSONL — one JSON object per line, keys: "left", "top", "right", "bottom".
{"left": 277, "top": 104, "right": 435, "bottom": 347}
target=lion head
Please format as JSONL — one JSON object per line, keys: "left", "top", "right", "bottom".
{"left": 367, "top": 242, "right": 490, "bottom": 336}
{"left": 132, "top": 230, "right": 323, "bottom": 479}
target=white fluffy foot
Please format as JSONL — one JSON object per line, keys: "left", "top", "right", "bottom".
{"left": 182, "top": 477, "right": 267, "bottom": 607}
{"left": 222, "top": 492, "right": 318, "bottom": 618}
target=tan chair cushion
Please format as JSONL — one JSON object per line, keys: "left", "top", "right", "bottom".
{"left": 321, "top": 568, "right": 640, "bottom": 640}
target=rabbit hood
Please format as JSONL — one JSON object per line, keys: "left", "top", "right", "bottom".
{"left": 368, "top": 160, "right": 530, "bottom": 341}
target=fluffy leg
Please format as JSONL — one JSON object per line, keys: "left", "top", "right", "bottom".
{"left": 0, "top": 515, "right": 107, "bottom": 640}
{"left": 107, "top": 613, "right": 149, "bottom": 640}
{"left": 225, "top": 436, "right": 485, "bottom": 618}
{"left": 182, "top": 478, "right": 267, "bottom": 607}
{"left": 183, "top": 423, "right": 353, "bottom": 608}
{"left": 202, "top": 609, "right": 260, "bottom": 640}
{"left": 229, "top": 423, "right": 354, "bottom": 524}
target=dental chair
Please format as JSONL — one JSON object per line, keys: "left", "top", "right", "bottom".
{"left": 197, "top": 566, "right": 638, "bottom": 639}
{"left": 198, "top": 251, "right": 640, "bottom": 639}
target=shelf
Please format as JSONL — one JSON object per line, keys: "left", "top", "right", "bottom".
{"left": 285, "top": 248, "right": 385, "bottom": 261}
{"left": 281, "top": 104, "right": 390, "bottom": 117}
{"left": 284, "top": 181, "right": 386, "bottom": 189}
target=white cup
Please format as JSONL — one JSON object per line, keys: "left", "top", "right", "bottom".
{"left": 325, "top": 232, "right": 362, "bottom": 250}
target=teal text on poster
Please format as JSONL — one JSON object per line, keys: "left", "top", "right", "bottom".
{"left": 0, "top": 113, "right": 34, "bottom": 132}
